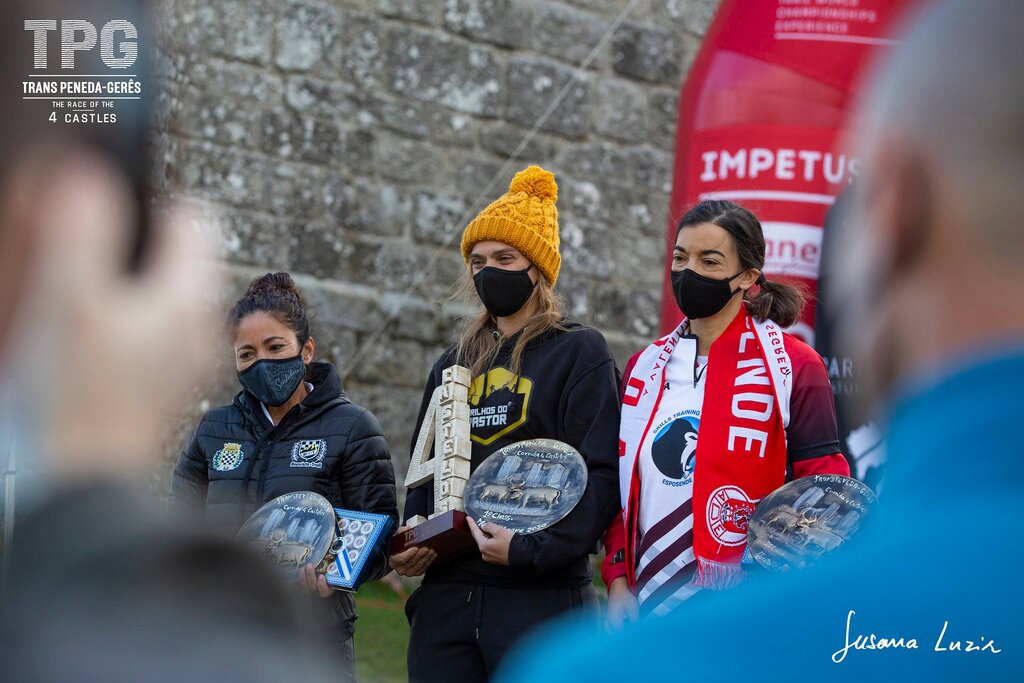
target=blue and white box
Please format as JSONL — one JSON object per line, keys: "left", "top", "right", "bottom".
{"left": 325, "top": 508, "right": 396, "bottom": 592}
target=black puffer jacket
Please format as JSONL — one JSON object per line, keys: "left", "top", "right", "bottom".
{"left": 171, "top": 362, "right": 398, "bottom": 582}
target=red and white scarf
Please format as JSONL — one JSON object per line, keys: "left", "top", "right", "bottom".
{"left": 620, "top": 306, "right": 793, "bottom": 589}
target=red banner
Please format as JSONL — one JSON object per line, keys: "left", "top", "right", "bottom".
{"left": 661, "top": 0, "right": 921, "bottom": 341}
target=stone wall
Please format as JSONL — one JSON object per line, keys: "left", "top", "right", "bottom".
{"left": 148, "top": 0, "right": 719, "bottom": 495}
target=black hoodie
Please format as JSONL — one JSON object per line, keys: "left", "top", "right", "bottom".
{"left": 404, "top": 321, "right": 621, "bottom": 588}
{"left": 171, "top": 361, "right": 398, "bottom": 580}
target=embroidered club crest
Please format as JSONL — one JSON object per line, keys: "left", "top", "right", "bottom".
{"left": 291, "top": 439, "right": 327, "bottom": 469}
{"left": 212, "top": 442, "right": 245, "bottom": 472}
{"left": 707, "top": 485, "right": 757, "bottom": 547}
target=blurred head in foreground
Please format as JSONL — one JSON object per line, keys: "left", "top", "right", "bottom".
{"left": 0, "top": 4, "right": 339, "bottom": 681}
{"left": 0, "top": 0, "right": 216, "bottom": 489}
{"left": 833, "top": 0, "right": 1024, "bottom": 403}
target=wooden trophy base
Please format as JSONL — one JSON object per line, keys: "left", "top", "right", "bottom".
{"left": 390, "top": 510, "right": 477, "bottom": 559}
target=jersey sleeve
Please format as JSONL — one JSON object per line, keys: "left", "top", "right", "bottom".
{"left": 791, "top": 453, "right": 849, "bottom": 478}
{"left": 784, "top": 335, "right": 843, "bottom": 463}
{"left": 601, "top": 514, "right": 629, "bottom": 587}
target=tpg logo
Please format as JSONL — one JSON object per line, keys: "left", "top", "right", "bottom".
{"left": 24, "top": 20, "right": 138, "bottom": 69}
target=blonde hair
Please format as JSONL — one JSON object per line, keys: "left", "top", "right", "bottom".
{"left": 453, "top": 265, "right": 567, "bottom": 382}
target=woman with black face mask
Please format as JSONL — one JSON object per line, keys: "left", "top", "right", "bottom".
{"left": 170, "top": 271, "right": 398, "bottom": 683}
{"left": 391, "top": 166, "right": 621, "bottom": 683}
{"left": 601, "top": 200, "right": 850, "bottom": 625}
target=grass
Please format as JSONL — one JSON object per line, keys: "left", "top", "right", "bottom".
{"left": 353, "top": 561, "right": 608, "bottom": 682}
{"left": 354, "top": 580, "right": 411, "bottom": 683}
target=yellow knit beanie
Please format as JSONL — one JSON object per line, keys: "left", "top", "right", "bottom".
{"left": 461, "top": 165, "right": 561, "bottom": 286}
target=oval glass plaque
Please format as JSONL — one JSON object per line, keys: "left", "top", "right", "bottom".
{"left": 237, "top": 491, "right": 339, "bottom": 579}
{"left": 746, "top": 474, "right": 878, "bottom": 572}
{"left": 465, "top": 439, "right": 588, "bottom": 535}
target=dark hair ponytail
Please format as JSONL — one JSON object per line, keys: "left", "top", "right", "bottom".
{"left": 227, "top": 272, "right": 313, "bottom": 347}
{"left": 676, "top": 200, "right": 806, "bottom": 327}
{"left": 746, "top": 276, "right": 806, "bottom": 328}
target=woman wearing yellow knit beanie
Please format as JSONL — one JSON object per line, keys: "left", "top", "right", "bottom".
{"left": 392, "top": 165, "right": 622, "bottom": 682}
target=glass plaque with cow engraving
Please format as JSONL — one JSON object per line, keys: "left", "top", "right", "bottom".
{"left": 464, "top": 439, "right": 588, "bottom": 534}
{"left": 239, "top": 491, "right": 395, "bottom": 591}
{"left": 237, "top": 491, "right": 339, "bottom": 581}
{"left": 746, "top": 474, "right": 878, "bottom": 572}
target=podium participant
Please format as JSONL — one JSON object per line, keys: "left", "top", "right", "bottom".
{"left": 391, "top": 166, "right": 620, "bottom": 682}
{"left": 170, "top": 272, "right": 398, "bottom": 683}
{"left": 498, "top": 2, "right": 1024, "bottom": 679}
{"left": 602, "top": 200, "right": 849, "bottom": 624}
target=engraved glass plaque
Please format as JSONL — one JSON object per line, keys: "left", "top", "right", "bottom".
{"left": 239, "top": 492, "right": 396, "bottom": 591}
{"left": 746, "top": 474, "right": 878, "bottom": 572}
{"left": 464, "top": 438, "right": 587, "bottom": 534}
{"left": 237, "top": 491, "right": 338, "bottom": 580}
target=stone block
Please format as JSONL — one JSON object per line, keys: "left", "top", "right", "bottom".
{"left": 260, "top": 109, "right": 343, "bottom": 164}
{"left": 311, "top": 323, "right": 359, "bottom": 373}
{"left": 477, "top": 123, "right": 551, "bottom": 163}
{"left": 612, "top": 21, "right": 684, "bottom": 85}
{"left": 284, "top": 76, "right": 361, "bottom": 120}
{"left": 413, "top": 190, "right": 473, "bottom": 246}
{"left": 443, "top": 0, "right": 532, "bottom": 49}
{"left": 266, "top": 162, "right": 328, "bottom": 221}
{"left": 166, "top": 61, "right": 282, "bottom": 149}
{"left": 375, "top": 134, "right": 454, "bottom": 184}
{"left": 532, "top": 1, "right": 606, "bottom": 67}
{"left": 506, "top": 56, "right": 590, "bottom": 139}
{"left": 274, "top": 0, "right": 344, "bottom": 74}
{"left": 652, "top": 0, "right": 720, "bottom": 35}
{"left": 368, "top": 95, "right": 477, "bottom": 147}
{"left": 589, "top": 281, "right": 660, "bottom": 337}
{"left": 376, "top": 0, "right": 443, "bottom": 25}
{"left": 631, "top": 146, "right": 673, "bottom": 193}
{"left": 302, "top": 285, "right": 383, "bottom": 334}
{"left": 216, "top": 210, "right": 296, "bottom": 270}
{"left": 341, "top": 11, "right": 388, "bottom": 89}
{"left": 555, "top": 141, "right": 632, "bottom": 184}
{"left": 177, "top": 140, "right": 267, "bottom": 208}
{"left": 557, "top": 212, "right": 616, "bottom": 280}
{"left": 290, "top": 222, "right": 349, "bottom": 281}
{"left": 353, "top": 338, "right": 430, "bottom": 387}
{"left": 164, "top": 0, "right": 275, "bottom": 65}
{"left": 648, "top": 88, "right": 680, "bottom": 141}
{"left": 386, "top": 29, "right": 502, "bottom": 116}
{"left": 593, "top": 77, "right": 647, "bottom": 143}
{"left": 324, "top": 174, "right": 412, "bottom": 239}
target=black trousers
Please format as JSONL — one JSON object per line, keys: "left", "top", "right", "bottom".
{"left": 405, "top": 582, "right": 597, "bottom": 683}
{"left": 314, "top": 592, "right": 357, "bottom": 683}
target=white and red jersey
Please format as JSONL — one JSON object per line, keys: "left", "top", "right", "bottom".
{"left": 604, "top": 328, "right": 849, "bottom": 616}
{"left": 633, "top": 337, "right": 706, "bottom": 614}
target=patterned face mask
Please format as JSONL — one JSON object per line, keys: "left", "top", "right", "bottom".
{"left": 237, "top": 355, "right": 307, "bottom": 407}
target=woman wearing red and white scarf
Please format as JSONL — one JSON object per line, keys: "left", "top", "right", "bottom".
{"left": 602, "top": 200, "right": 849, "bottom": 623}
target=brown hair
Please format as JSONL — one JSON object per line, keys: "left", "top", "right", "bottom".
{"left": 677, "top": 200, "right": 807, "bottom": 327}
{"left": 453, "top": 267, "right": 566, "bottom": 382}
{"left": 227, "top": 272, "right": 313, "bottom": 348}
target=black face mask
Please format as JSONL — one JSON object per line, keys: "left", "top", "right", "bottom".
{"left": 671, "top": 268, "right": 744, "bottom": 320}
{"left": 473, "top": 265, "right": 537, "bottom": 318}
{"left": 237, "top": 355, "right": 307, "bottom": 407}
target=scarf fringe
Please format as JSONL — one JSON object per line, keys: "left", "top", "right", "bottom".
{"left": 694, "top": 556, "right": 745, "bottom": 591}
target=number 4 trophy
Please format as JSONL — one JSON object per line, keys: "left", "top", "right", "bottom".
{"left": 390, "top": 365, "right": 477, "bottom": 559}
